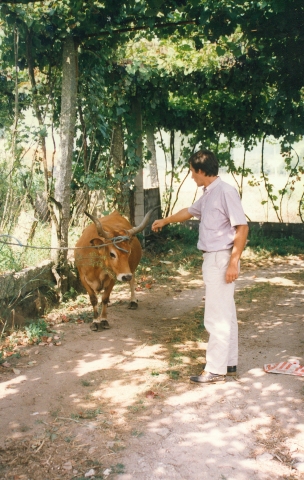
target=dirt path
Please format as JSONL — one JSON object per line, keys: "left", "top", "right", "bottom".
{"left": 0, "top": 259, "right": 304, "bottom": 480}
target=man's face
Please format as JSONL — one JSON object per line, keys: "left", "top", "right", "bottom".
{"left": 190, "top": 166, "right": 207, "bottom": 187}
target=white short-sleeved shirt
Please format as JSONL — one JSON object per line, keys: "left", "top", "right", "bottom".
{"left": 188, "top": 177, "right": 247, "bottom": 252}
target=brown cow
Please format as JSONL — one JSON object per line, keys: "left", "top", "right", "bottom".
{"left": 74, "top": 208, "right": 156, "bottom": 331}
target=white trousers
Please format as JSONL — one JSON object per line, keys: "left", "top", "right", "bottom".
{"left": 202, "top": 249, "right": 239, "bottom": 375}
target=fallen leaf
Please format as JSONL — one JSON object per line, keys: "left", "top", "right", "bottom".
{"left": 54, "top": 342, "right": 62, "bottom": 346}
{"left": 62, "top": 315, "right": 69, "bottom": 323}
{"left": 145, "top": 390, "right": 159, "bottom": 398}
{"left": 76, "top": 319, "right": 84, "bottom": 324}
{"left": 41, "top": 336, "right": 48, "bottom": 343}
{"left": 2, "top": 362, "right": 11, "bottom": 368}
{"left": 145, "top": 284, "right": 152, "bottom": 289}
{"left": 13, "top": 368, "right": 21, "bottom": 375}
{"left": 47, "top": 337, "right": 53, "bottom": 343}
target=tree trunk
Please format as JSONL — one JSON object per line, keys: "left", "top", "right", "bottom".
{"left": 129, "top": 96, "right": 144, "bottom": 227}
{"left": 146, "top": 124, "right": 159, "bottom": 188}
{"left": 164, "top": 130, "right": 175, "bottom": 218}
{"left": 51, "top": 35, "right": 77, "bottom": 296}
{"left": 110, "top": 117, "right": 129, "bottom": 215}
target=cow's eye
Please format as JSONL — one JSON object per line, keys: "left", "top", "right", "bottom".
{"left": 110, "top": 252, "right": 116, "bottom": 259}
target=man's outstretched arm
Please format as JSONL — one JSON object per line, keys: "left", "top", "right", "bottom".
{"left": 152, "top": 208, "right": 193, "bottom": 232}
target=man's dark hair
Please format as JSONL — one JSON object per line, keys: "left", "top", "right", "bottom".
{"left": 188, "top": 149, "right": 219, "bottom": 176}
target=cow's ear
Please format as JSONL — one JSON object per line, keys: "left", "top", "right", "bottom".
{"left": 90, "top": 237, "right": 105, "bottom": 248}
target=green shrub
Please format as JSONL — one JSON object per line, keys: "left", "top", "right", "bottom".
{"left": 25, "top": 319, "right": 49, "bottom": 343}
{"left": 247, "top": 228, "right": 304, "bottom": 256}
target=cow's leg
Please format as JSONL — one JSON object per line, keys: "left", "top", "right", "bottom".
{"left": 128, "top": 274, "right": 138, "bottom": 310}
{"left": 94, "top": 278, "right": 115, "bottom": 330}
{"left": 79, "top": 273, "right": 99, "bottom": 319}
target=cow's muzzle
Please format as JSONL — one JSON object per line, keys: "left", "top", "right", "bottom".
{"left": 117, "top": 273, "right": 133, "bottom": 282}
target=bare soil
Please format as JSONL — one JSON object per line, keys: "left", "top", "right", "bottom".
{"left": 0, "top": 256, "right": 304, "bottom": 480}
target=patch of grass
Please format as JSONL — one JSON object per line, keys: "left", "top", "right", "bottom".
{"left": 111, "top": 463, "right": 126, "bottom": 474}
{"left": 131, "top": 429, "right": 144, "bottom": 437}
{"left": 50, "top": 409, "right": 60, "bottom": 418}
{"left": 85, "top": 459, "right": 102, "bottom": 467}
{"left": 19, "top": 425, "right": 31, "bottom": 432}
{"left": 247, "top": 228, "right": 304, "bottom": 256}
{"left": 74, "top": 477, "right": 103, "bottom": 480}
{"left": 237, "top": 283, "right": 273, "bottom": 304}
{"left": 72, "top": 408, "right": 102, "bottom": 419}
{"left": 169, "top": 350, "right": 183, "bottom": 366}
{"left": 81, "top": 380, "right": 91, "bottom": 387}
{"left": 167, "top": 370, "right": 180, "bottom": 380}
{"left": 127, "top": 400, "right": 145, "bottom": 413}
{"left": 143, "top": 222, "right": 302, "bottom": 289}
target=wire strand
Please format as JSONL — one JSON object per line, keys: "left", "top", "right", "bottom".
{"left": 0, "top": 234, "right": 131, "bottom": 251}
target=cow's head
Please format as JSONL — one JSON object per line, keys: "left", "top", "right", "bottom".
{"left": 85, "top": 208, "right": 158, "bottom": 282}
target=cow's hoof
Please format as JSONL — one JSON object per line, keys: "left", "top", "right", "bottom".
{"left": 90, "top": 321, "right": 110, "bottom": 331}
{"left": 100, "top": 320, "right": 110, "bottom": 329}
{"left": 90, "top": 322, "right": 99, "bottom": 331}
{"left": 128, "top": 301, "right": 138, "bottom": 310}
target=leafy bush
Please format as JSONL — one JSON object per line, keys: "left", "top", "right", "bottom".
{"left": 25, "top": 319, "right": 49, "bottom": 343}
{"left": 0, "top": 243, "right": 23, "bottom": 273}
{"left": 147, "top": 224, "right": 198, "bottom": 253}
{"left": 0, "top": 223, "right": 51, "bottom": 274}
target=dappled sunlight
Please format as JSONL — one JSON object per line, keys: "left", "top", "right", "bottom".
{"left": 0, "top": 374, "right": 27, "bottom": 400}
{"left": 1, "top": 264, "right": 303, "bottom": 478}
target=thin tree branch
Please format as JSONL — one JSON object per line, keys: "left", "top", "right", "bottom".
{"left": 82, "top": 20, "right": 196, "bottom": 39}
{"left": 0, "top": 0, "right": 46, "bottom": 3}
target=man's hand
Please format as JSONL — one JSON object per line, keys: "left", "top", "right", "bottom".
{"left": 152, "top": 219, "right": 167, "bottom": 232}
{"left": 225, "top": 262, "right": 239, "bottom": 283}
{"left": 152, "top": 208, "right": 193, "bottom": 233}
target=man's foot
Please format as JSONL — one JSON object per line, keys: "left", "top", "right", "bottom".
{"left": 227, "top": 366, "right": 237, "bottom": 376}
{"left": 190, "top": 371, "right": 226, "bottom": 384}
{"left": 200, "top": 364, "right": 237, "bottom": 376}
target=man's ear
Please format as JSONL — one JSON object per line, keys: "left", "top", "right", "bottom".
{"left": 90, "top": 237, "right": 105, "bottom": 248}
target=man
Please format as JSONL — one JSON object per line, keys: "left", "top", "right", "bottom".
{"left": 152, "top": 149, "right": 248, "bottom": 385}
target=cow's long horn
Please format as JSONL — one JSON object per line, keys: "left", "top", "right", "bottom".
{"left": 126, "top": 206, "right": 160, "bottom": 236}
{"left": 84, "top": 211, "right": 111, "bottom": 239}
